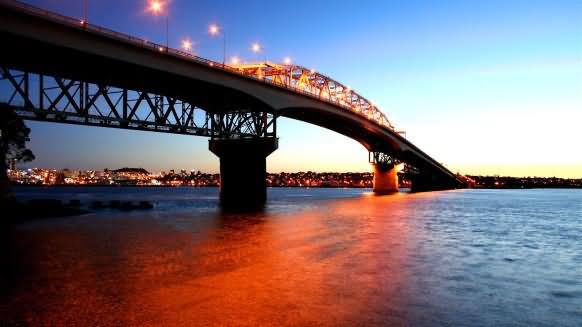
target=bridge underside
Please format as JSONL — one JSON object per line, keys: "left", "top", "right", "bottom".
{"left": 0, "top": 3, "right": 465, "bottom": 207}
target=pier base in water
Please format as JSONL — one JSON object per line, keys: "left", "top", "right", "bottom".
{"left": 209, "top": 138, "right": 278, "bottom": 207}
{"left": 373, "top": 164, "right": 399, "bottom": 194}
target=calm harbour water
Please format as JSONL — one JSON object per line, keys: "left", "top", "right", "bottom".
{"left": 1, "top": 187, "right": 581, "bottom": 326}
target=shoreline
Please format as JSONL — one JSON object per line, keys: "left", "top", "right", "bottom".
{"left": 11, "top": 184, "right": 582, "bottom": 190}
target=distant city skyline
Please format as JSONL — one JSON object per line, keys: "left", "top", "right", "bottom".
{"left": 16, "top": 0, "right": 582, "bottom": 178}
{"left": 10, "top": 167, "right": 582, "bottom": 188}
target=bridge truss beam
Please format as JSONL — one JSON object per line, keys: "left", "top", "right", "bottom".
{"left": 208, "top": 111, "right": 276, "bottom": 140}
{"left": 233, "top": 63, "right": 396, "bottom": 131}
{"left": 0, "top": 67, "right": 217, "bottom": 136}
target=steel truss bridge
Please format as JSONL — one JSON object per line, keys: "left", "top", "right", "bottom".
{"left": 0, "top": 0, "right": 466, "bottom": 205}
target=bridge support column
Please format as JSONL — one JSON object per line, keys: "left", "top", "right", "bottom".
{"left": 373, "top": 164, "right": 399, "bottom": 194}
{"left": 210, "top": 138, "right": 278, "bottom": 207}
{"left": 369, "top": 151, "right": 400, "bottom": 194}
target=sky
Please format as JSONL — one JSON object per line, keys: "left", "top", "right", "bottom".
{"left": 10, "top": 0, "right": 582, "bottom": 177}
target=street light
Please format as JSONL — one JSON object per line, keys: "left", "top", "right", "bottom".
{"left": 209, "top": 24, "right": 226, "bottom": 65}
{"left": 181, "top": 38, "right": 193, "bottom": 52}
{"left": 230, "top": 56, "right": 240, "bottom": 65}
{"left": 148, "top": 0, "right": 169, "bottom": 51}
{"left": 283, "top": 57, "right": 292, "bottom": 65}
{"left": 251, "top": 42, "right": 267, "bottom": 63}
{"left": 251, "top": 42, "right": 261, "bottom": 53}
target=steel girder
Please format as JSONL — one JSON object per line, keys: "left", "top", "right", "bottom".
{"left": 0, "top": 67, "right": 276, "bottom": 139}
{"left": 231, "top": 63, "right": 396, "bottom": 131}
{"left": 209, "top": 111, "right": 276, "bottom": 140}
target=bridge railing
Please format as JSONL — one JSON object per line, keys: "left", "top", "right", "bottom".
{"left": 4, "top": 0, "right": 397, "bottom": 132}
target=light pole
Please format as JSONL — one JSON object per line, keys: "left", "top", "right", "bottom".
{"left": 283, "top": 57, "right": 293, "bottom": 87}
{"left": 209, "top": 24, "right": 226, "bottom": 65}
{"left": 250, "top": 42, "right": 264, "bottom": 78}
{"left": 149, "top": 0, "right": 169, "bottom": 51}
{"left": 83, "top": 0, "right": 87, "bottom": 23}
{"left": 79, "top": 0, "right": 88, "bottom": 27}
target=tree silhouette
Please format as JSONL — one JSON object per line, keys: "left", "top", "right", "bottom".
{"left": 0, "top": 108, "right": 35, "bottom": 199}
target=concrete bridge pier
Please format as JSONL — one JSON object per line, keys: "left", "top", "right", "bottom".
{"left": 210, "top": 138, "right": 278, "bottom": 207}
{"left": 373, "top": 164, "right": 399, "bottom": 194}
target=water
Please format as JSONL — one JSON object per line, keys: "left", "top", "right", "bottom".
{"left": 1, "top": 187, "right": 581, "bottom": 326}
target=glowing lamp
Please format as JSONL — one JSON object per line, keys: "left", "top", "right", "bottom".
{"left": 251, "top": 42, "right": 261, "bottom": 53}
{"left": 208, "top": 24, "right": 220, "bottom": 36}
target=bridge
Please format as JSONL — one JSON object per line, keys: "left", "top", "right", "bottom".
{"left": 0, "top": 1, "right": 466, "bottom": 206}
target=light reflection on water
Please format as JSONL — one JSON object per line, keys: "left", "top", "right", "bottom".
{"left": 1, "top": 188, "right": 581, "bottom": 326}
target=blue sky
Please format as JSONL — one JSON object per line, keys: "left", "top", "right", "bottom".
{"left": 14, "top": 0, "right": 582, "bottom": 177}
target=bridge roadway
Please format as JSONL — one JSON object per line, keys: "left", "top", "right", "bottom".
{"left": 0, "top": 1, "right": 466, "bottom": 206}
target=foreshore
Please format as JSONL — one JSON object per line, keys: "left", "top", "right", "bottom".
{"left": 1, "top": 198, "right": 88, "bottom": 223}
{"left": 2, "top": 197, "right": 154, "bottom": 224}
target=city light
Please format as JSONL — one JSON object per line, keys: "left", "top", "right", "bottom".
{"left": 7, "top": 167, "right": 390, "bottom": 188}
{"left": 17, "top": 167, "right": 566, "bottom": 189}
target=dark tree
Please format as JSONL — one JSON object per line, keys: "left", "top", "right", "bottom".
{"left": 0, "top": 108, "right": 35, "bottom": 199}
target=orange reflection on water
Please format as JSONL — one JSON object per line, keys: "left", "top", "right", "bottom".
{"left": 1, "top": 194, "right": 420, "bottom": 326}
